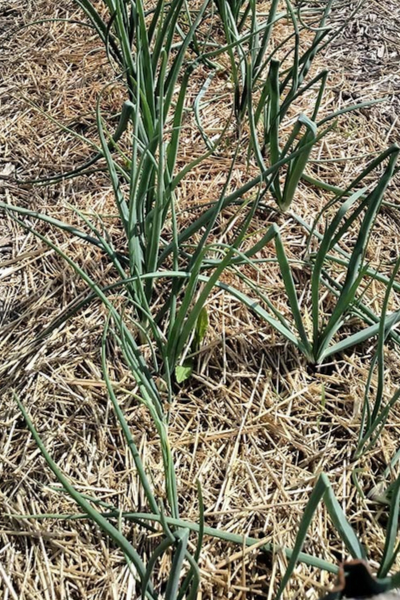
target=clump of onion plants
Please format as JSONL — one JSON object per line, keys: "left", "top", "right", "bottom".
{"left": 2, "top": 0, "right": 400, "bottom": 597}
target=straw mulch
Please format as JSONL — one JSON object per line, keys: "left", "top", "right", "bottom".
{"left": 1, "top": 1, "right": 400, "bottom": 598}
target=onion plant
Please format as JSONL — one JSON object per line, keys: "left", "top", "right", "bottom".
{"left": 210, "top": 0, "right": 379, "bottom": 212}
{"left": 276, "top": 472, "right": 400, "bottom": 600}
{"left": 196, "top": 145, "right": 400, "bottom": 364}
{"left": 355, "top": 257, "right": 400, "bottom": 459}
{"left": 210, "top": 0, "right": 328, "bottom": 209}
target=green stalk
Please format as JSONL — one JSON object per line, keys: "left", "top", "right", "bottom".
{"left": 15, "top": 394, "right": 157, "bottom": 599}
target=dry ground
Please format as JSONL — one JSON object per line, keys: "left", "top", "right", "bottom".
{"left": 1, "top": 1, "right": 400, "bottom": 599}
